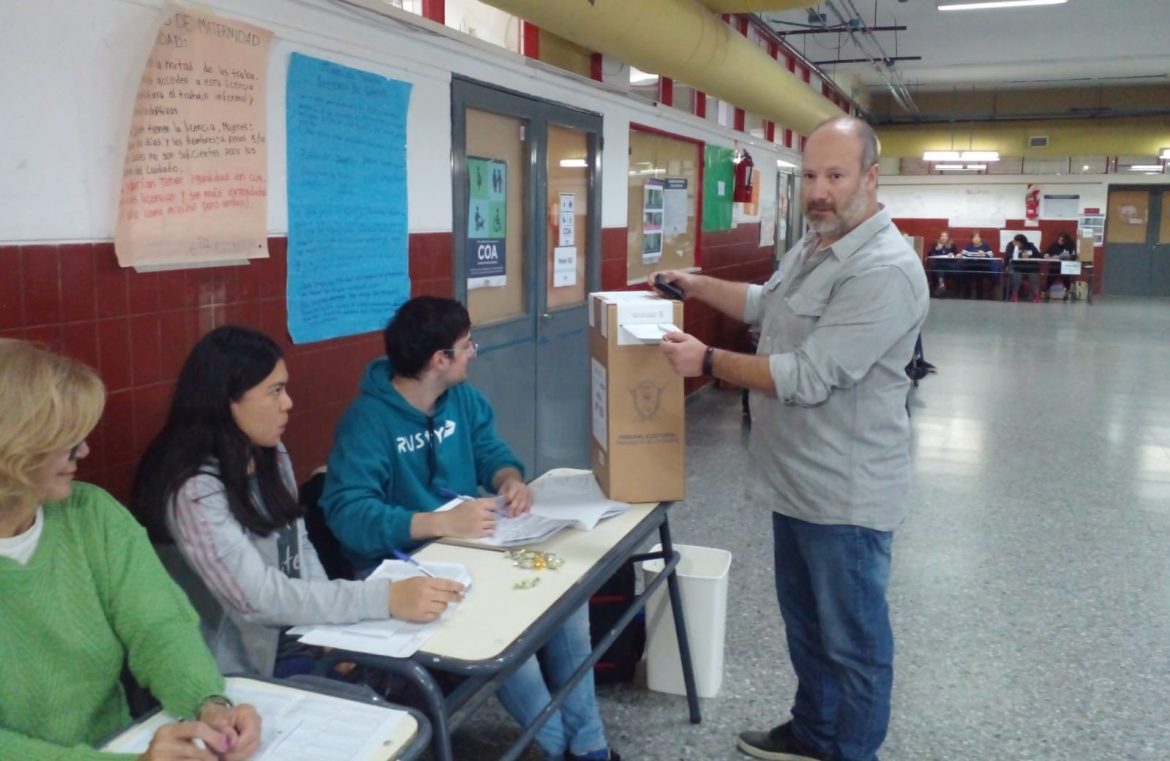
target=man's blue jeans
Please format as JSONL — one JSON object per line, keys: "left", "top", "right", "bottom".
{"left": 495, "top": 603, "right": 608, "bottom": 759}
{"left": 772, "top": 512, "right": 894, "bottom": 761}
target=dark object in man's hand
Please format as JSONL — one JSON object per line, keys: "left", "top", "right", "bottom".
{"left": 654, "top": 274, "right": 685, "bottom": 300}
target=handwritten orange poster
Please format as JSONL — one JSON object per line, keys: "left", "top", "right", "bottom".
{"left": 115, "top": 9, "right": 272, "bottom": 267}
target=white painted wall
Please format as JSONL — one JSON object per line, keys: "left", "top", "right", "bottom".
{"left": 0, "top": 0, "right": 798, "bottom": 244}
{"left": 878, "top": 172, "right": 1166, "bottom": 227}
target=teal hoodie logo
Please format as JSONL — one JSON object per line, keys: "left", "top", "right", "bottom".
{"left": 396, "top": 420, "right": 456, "bottom": 453}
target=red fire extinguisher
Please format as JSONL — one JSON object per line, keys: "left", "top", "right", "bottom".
{"left": 1025, "top": 183, "right": 1040, "bottom": 220}
{"left": 733, "top": 149, "right": 755, "bottom": 203}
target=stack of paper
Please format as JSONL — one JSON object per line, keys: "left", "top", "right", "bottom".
{"left": 437, "top": 472, "right": 630, "bottom": 548}
{"left": 530, "top": 471, "right": 629, "bottom": 530}
{"left": 106, "top": 677, "right": 409, "bottom": 761}
{"left": 288, "top": 559, "right": 472, "bottom": 657}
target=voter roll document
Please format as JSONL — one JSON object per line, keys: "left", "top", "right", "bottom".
{"left": 433, "top": 471, "right": 629, "bottom": 548}
{"left": 103, "top": 677, "right": 409, "bottom": 761}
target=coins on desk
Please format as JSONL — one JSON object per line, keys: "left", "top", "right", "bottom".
{"left": 513, "top": 576, "right": 542, "bottom": 590}
{"left": 503, "top": 549, "right": 565, "bottom": 571}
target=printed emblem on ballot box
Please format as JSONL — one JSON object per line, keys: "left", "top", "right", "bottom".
{"left": 630, "top": 381, "right": 665, "bottom": 421}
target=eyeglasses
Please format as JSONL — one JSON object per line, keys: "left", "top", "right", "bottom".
{"left": 443, "top": 341, "right": 479, "bottom": 359}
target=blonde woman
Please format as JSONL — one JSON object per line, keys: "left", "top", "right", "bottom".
{"left": 0, "top": 340, "right": 260, "bottom": 761}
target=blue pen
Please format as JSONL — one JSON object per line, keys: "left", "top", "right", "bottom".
{"left": 392, "top": 549, "right": 437, "bottom": 578}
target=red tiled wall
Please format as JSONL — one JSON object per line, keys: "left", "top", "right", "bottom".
{"left": 894, "top": 217, "right": 1103, "bottom": 294}
{"left": 0, "top": 233, "right": 454, "bottom": 502}
{"left": 598, "top": 223, "right": 775, "bottom": 396}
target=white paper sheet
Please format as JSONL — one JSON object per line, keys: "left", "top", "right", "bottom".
{"left": 554, "top": 245, "right": 577, "bottom": 286}
{"left": 530, "top": 472, "right": 629, "bottom": 530}
{"left": 105, "top": 678, "right": 409, "bottom": 761}
{"left": 619, "top": 322, "right": 682, "bottom": 343}
{"left": 287, "top": 560, "right": 472, "bottom": 657}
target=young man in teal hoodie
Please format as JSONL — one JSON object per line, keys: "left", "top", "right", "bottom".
{"left": 321, "top": 296, "right": 619, "bottom": 761}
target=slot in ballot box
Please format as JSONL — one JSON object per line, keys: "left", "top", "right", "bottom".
{"left": 588, "top": 291, "right": 685, "bottom": 503}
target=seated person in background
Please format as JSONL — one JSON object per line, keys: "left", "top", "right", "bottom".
{"left": 930, "top": 230, "right": 958, "bottom": 296}
{"left": 322, "top": 296, "right": 620, "bottom": 761}
{"left": 1005, "top": 233, "right": 1043, "bottom": 302}
{"left": 963, "top": 230, "right": 993, "bottom": 256}
{"left": 1044, "top": 231, "right": 1077, "bottom": 300}
{"left": 131, "top": 326, "right": 463, "bottom": 679}
{"left": 960, "top": 231, "right": 995, "bottom": 299}
{"left": 0, "top": 340, "right": 260, "bottom": 761}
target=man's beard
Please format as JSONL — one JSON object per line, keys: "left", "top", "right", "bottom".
{"left": 805, "top": 183, "right": 868, "bottom": 238}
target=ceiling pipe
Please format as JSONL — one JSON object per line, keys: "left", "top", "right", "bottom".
{"left": 697, "top": 0, "right": 816, "bottom": 11}
{"left": 744, "top": 16, "right": 865, "bottom": 117}
{"left": 821, "top": 0, "right": 919, "bottom": 117}
{"left": 758, "top": 0, "right": 920, "bottom": 118}
{"left": 477, "top": 0, "right": 845, "bottom": 137}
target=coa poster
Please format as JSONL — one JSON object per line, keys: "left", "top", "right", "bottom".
{"left": 642, "top": 178, "right": 664, "bottom": 264}
{"left": 466, "top": 156, "right": 507, "bottom": 289}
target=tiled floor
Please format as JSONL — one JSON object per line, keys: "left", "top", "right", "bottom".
{"left": 455, "top": 296, "right": 1170, "bottom": 760}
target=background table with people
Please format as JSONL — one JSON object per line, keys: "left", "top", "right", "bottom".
{"left": 927, "top": 231, "right": 1003, "bottom": 300}
{"left": 924, "top": 230, "right": 1093, "bottom": 303}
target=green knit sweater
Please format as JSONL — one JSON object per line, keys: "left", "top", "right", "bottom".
{"left": 0, "top": 483, "right": 225, "bottom": 760}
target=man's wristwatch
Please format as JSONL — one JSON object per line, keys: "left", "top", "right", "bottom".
{"left": 702, "top": 346, "right": 716, "bottom": 377}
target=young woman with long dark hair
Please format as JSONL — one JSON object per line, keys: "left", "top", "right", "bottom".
{"left": 131, "top": 326, "right": 463, "bottom": 678}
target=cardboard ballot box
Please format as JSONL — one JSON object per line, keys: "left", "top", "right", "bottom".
{"left": 589, "top": 292, "right": 686, "bottom": 503}
{"left": 1077, "top": 234, "right": 1095, "bottom": 263}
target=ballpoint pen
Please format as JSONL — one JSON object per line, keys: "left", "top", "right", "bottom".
{"left": 436, "top": 486, "right": 507, "bottom": 515}
{"left": 392, "top": 548, "right": 437, "bottom": 578}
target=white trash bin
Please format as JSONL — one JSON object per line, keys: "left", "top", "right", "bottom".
{"left": 641, "top": 543, "right": 732, "bottom": 698}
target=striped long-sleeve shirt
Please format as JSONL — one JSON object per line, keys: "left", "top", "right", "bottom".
{"left": 163, "top": 447, "right": 390, "bottom": 676}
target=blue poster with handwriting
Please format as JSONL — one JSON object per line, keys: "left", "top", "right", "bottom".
{"left": 286, "top": 53, "right": 411, "bottom": 344}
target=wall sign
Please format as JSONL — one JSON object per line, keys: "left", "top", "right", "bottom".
{"left": 466, "top": 156, "right": 507, "bottom": 289}
{"left": 115, "top": 8, "right": 272, "bottom": 268}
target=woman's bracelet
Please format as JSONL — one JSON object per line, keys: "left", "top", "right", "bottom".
{"left": 196, "top": 694, "right": 234, "bottom": 718}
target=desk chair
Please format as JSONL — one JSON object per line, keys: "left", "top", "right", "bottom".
{"left": 298, "top": 468, "right": 354, "bottom": 580}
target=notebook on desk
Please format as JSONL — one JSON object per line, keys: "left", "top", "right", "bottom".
{"left": 102, "top": 677, "right": 415, "bottom": 761}
{"left": 435, "top": 472, "right": 629, "bottom": 550}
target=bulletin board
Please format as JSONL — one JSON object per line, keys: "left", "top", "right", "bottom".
{"left": 626, "top": 128, "right": 700, "bottom": 284}
{"left": 702, "top": 145, "right": 735, "bottom": 232}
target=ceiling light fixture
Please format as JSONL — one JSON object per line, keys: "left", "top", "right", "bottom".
{"left": 1160, "top": 148, "right": 1170, "bottom": 161}
{"left": 1128, "top": 165, "right": 1164, "bottom": 172}
{"left": 923, "top": 150, "right": 999, "bottom": 162}
{"left": 938, "top": 0, "right": 1067, "bottom": 11}
{"left": 559, "top": 158, "right": 588, "bottom": 168}
{"left": 935, "top": 164, "right": 988, "bottom": 171}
